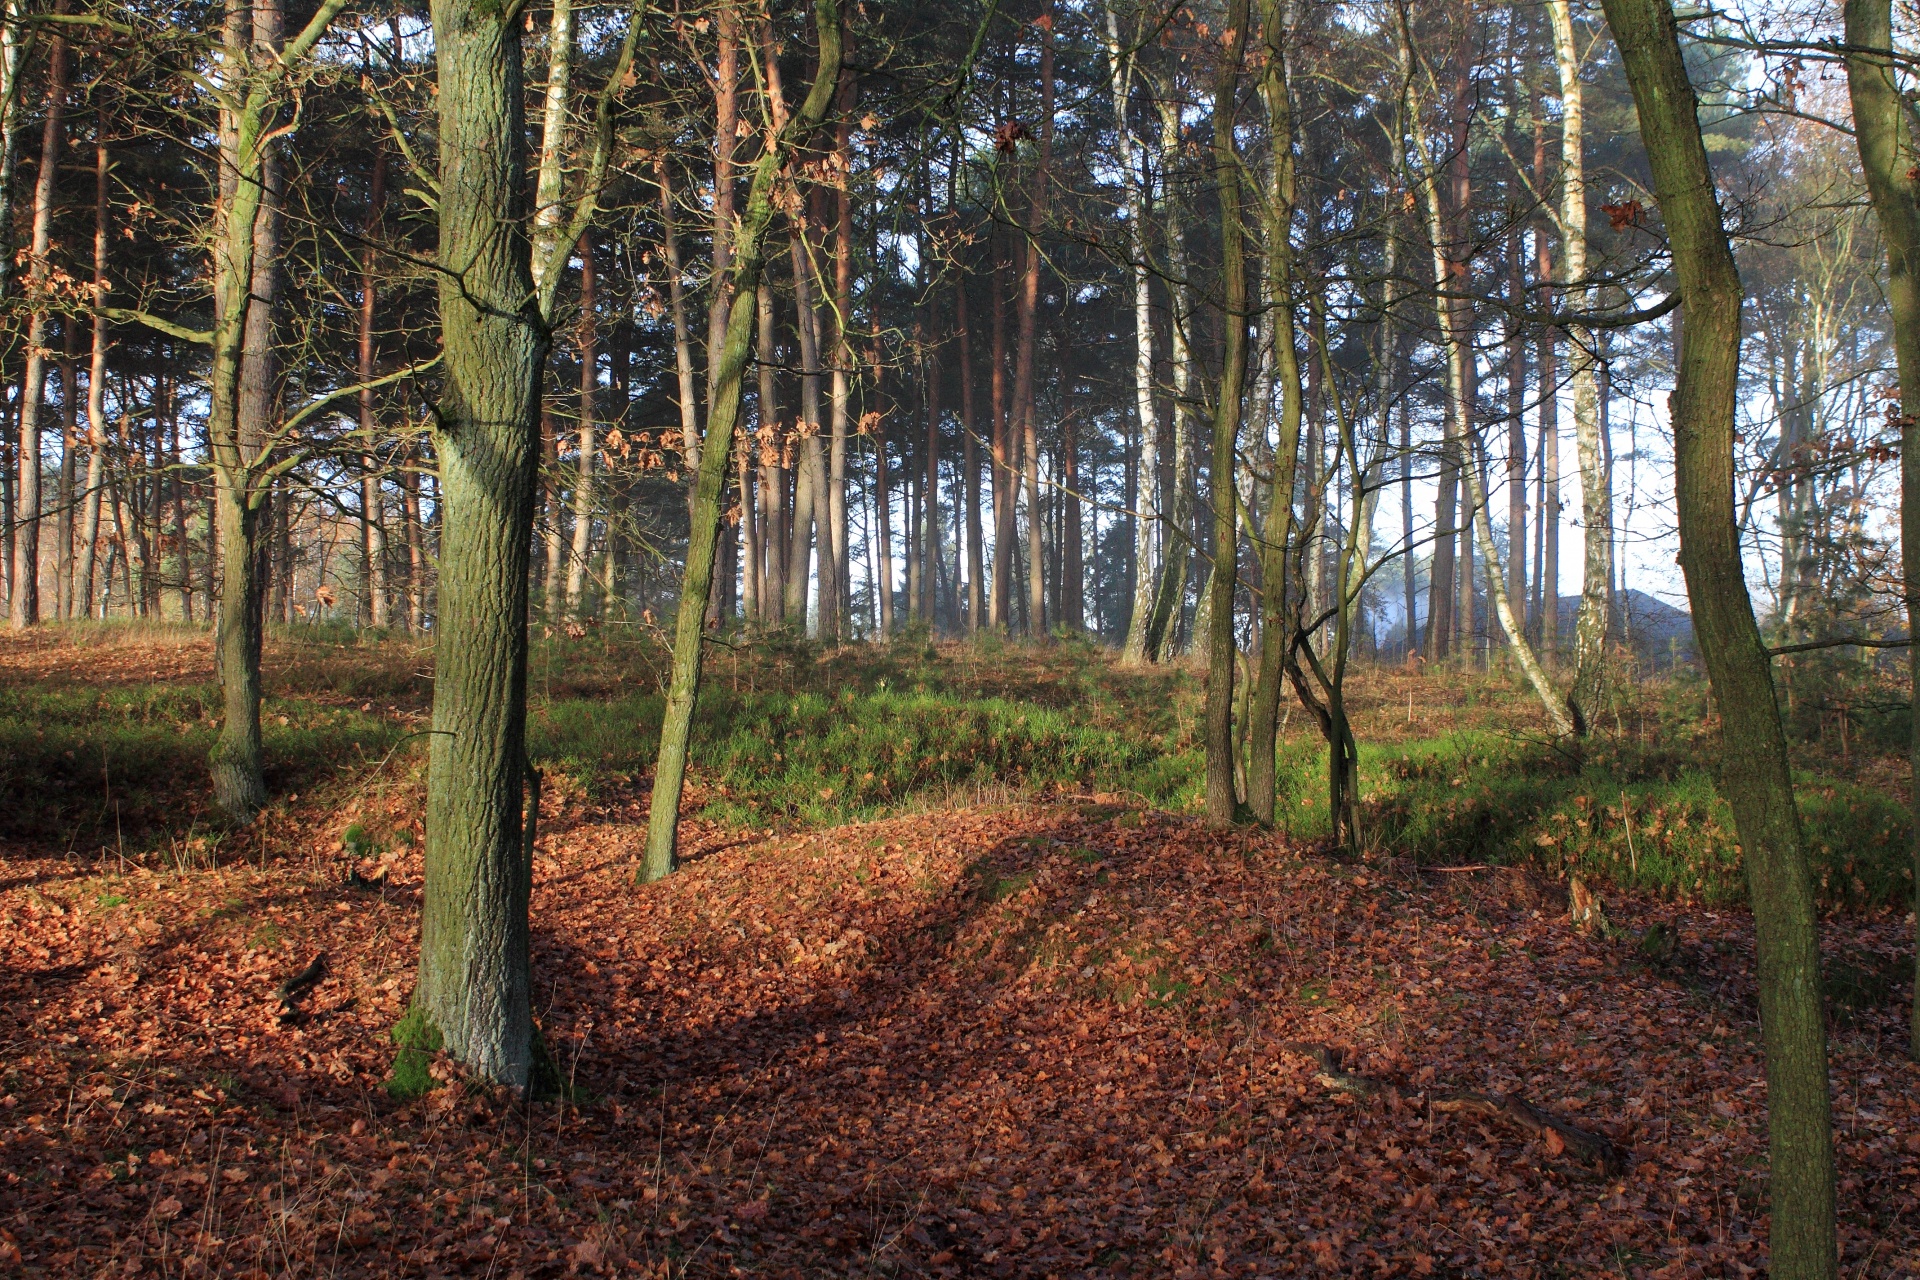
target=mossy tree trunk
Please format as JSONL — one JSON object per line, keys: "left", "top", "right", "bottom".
{"left": 415, "top": 0, "right": 549, "bottom": 1088}
{"left": 1841, "top": 0, "right": 1920, "bottom": 1060}
{"left": 205, "top": 0, "right": 344, "bottom": 822}
{"left": 1246, "top": 0, "right": 1302, "bottom": 826}
{"left": 1598, "top": 0, "right": 1837, "bottom": 1270}
{"left": 644, "top": 0, "right": 843, "bottom": 882}
{"left": 1203, "top": 0, "right": 1249, "bottom": 826}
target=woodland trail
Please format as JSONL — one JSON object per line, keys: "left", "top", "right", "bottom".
{"left": 1, "top": 799, "right": 1915, "bottom": 1277}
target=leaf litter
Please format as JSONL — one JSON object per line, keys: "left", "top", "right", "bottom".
{"left": 2, "top": 797, "right": 1915, "bottom": 1277}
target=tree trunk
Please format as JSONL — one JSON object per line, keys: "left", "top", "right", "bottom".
{"left": 567, "top": 232, "right": 597, "bottom": 618}
{"left": 1204, "top": 0, "right": 1249, "bottom": 826}
{"left": 76, "top": 132, "right": 110, "bottom": 620}
{"left": 360, "top": 146, "right": 390, "bottom": 630}
{"left": 645, "top": 0, "right": 843, "bottom": 880}
{"left": 1108, "top": 2, "right": 1159, "bottom": 664}
{"left": 1014, "top": 2, "right": 1054, "bottom": 638}
{"left": 1600, "top": 0, "right": 1837, "bottom": 1271}
{"left": 956, "top": 264, "right": 984, "bottom": 631}
{"left": 1248, "top": 0, "right": 1303, "bottom": 824}
{"left": 417, "top": 0, "right": 547, "bottom": 1089}
{"left": 1506, "top": 231, "right": 1527, "bottom": 635}
{"left": 989, "top": 228, "right": 1013, "bottom": 632}
{"left": 541, "top": 398, "right": 564, "bottom": 619}
{"left": 756, "top": 282, "right": 786, "bottom": 624}
{"left": 1536, "top": 227, "right": 1561, "bottom": 658}
{"left": 1842, "top": 0, "right": 1920, "bottom": 1062}
{"left": 56, "top": 327, "right": 77, "bottom": 620}
{"left": 829, "top": 76, "right": 856, "bottom": 639}
{"left": 1147, "top": 114, "right": 1196, "bottom": 662}
{"left": 1548, "top": 0, "right": 1611, "bottom": 722}
{"left": 11, "top": 3, "right": 71, "bottom": 630}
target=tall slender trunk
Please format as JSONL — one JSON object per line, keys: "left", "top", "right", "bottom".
{"left": 921, "top": 303, "right": 943, "bottom": 629}
{"left": 360, "top": 146, "right": 390, "bottom": 629}
{"left": 1013, "top": 3, "right": 1054, "bottom": 637}
{"left": 1601, "top": 0, "right": 1837, "bottom": 1271}
{"left": 787, "top": 224, "right": 827, "bottom": 632}
{"left": 956, "top": 264, "right": 983, "bottom": 631}
{"left": 1548, "top": 0, "right": 1610, "bottom": 720}
{"left": 1204, "top": 0, "right": 1250, "bottom": 826}
{"left": 1842, "top": 0, "right": 1920, "bottom": 1061}
{"left": 988, "top": 229, "right": 1013, "bottom": 630}
{"left": 871, "top": 329, "right": 894, "bottom": 639}
{"left": 208, "top": 0, "right": 307, "bottom": 822}
{"left": 1147, "top": 114, "right": 1196, "bottom": 661}
{"left": 829, "top": 72, "right": 855, "bottom": 638}
{"left": 756, "top": 283, "right": 786, "bottom": 623}
{"left": 1537, "top": 219, "right": 1562, "bottom": 659}
{"left": 1506, "top": 230, "right": 1527, "bottom": 634}
{"left": 417, "top": 0, "right": 547, "bottom": 1089}
{"left": 706, "top": 0, "right": 738, "bottom": 409}
{"left": 76, "top": 132, "right": 110, "bottom": 620}
{"left": 1248, "top": 0, "right": 1303, "bottom": 823}
{"left": 567, "top": 232, "right": 597, "bottom": 617}
{"left": 656, "top": 157, "right": 700, "bottom": 503}
{"left": 10, "top": 3, "right": 71, "bottom": 630}
{"left": 645, "top": 0, "right": 843, "bottom": 879}
{"left": 404, "top": 447, "right": 424, "bottom": 631}
{"left": 1108, "top": 3, "right": 1159, "bottom": 663}
{"left": 56, "top": 326, "right": 77, "bottom": 619}
{"left": 541, "top": 397, "right": 564, "bottom": 618}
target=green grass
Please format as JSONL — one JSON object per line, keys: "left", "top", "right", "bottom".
{"left": 529, "top": 687, "right": 1204, "bottom": 826}
{"left": 1268, "top": 731, "right": 1911, "bottom": 908}
{"left": 6, "top": 623, "right": 1907, "bottom": 911}
{"left": 0, "top": 680, "right": 409, "bottom": 846}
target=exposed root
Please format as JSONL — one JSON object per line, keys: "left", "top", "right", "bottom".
{"left": 1284, "top": 1042, "right": 1626, "bottom": 1175}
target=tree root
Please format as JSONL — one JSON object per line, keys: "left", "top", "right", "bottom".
{"left": 1284, "top": 1042, "right": 1625, "bottom": 1175}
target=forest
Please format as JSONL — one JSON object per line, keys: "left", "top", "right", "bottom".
{"left": 0, "top": 0, "right": 1916, "bottom": 1272}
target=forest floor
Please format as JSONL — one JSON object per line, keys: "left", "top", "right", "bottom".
{"left": 1, "top": 625, "right": 1917, "bottom": 1278}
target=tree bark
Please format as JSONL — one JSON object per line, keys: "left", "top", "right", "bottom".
{"left": 1247, "top": 0, "right": 1303, "bottom": 824}
{"left": 645, "top": 0, "right": 842, "bottom": 880}
{"left": 1842, "top": 0, "right": 1920, "bottom": 1062}
{"left": 956, "top": 263, "right": 983, "bottom": 631}
{"left": 1013, "top": 3, "right": 1055, "bottom": 638}
{"left": 567, "top": 232, "right": 597, "bottom": 618}
{"left": 360, "top": 145, "right": 390, "bottom": 630}
{"left": 1600, "top": 0, "right": 1838, "bottom": 1270}
{"left": 10, "top": 1, "right": 70, "bottom": 630}
{"left": 1108, "top": 3, "right": 1159, "bottom": 664}
{"left": 417, "top": 0, "right": 547, "bottom": 1089}
{"left": 1547, "top": 0, "right": 1611, "bottom": 720}
{"left": 755, "top": 282, "right": 786, "bottom": 624}
{"left": 76, "top": 131, "right": 110, "bottom": 620}
{"left": 989, "top": 226, "right": 1013, "bottom": 631}
{"left": 1204, "top": 0, "right": 1250, "bottom": 826}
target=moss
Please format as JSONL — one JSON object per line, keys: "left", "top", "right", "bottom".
{"left": 385, "top": 1006, "right": 444, "bottom": 1100}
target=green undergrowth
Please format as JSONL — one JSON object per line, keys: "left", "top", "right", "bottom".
{"left": 530, "top": 687, "right": 1205, "bottom": 826}
{"left": 1274, "top": 732, "right": 1910, "bottom": 909}
{"left": 0, "top": 681, "right": 407, "bottom": 845}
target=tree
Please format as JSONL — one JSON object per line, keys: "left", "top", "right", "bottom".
{"left": 1840, "top": 0, "right": 1920, "bottom": 1061}
{"left": 644, "top": 0, "right": 844, "bottom": 883}
{"left": 1597, "top": 0, "right": 1837, "bottom": 1271}
{"left": 1203, "top": 0, "right": 1249, "bottom": 826}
